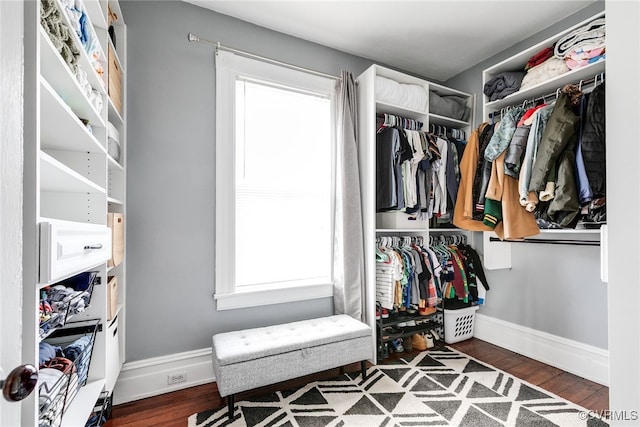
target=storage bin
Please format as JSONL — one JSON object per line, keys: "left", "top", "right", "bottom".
{"left": 108, "top": 44, "right": 123, "bottom": 115}
{"left": 107, "top": 276, "right": 118, "bottom": 321}
{"left": 107, "top": 213, "right": 124, "bottom": 267}
{"left": 376, "top": 211, "right": 428, "bottom": 230}
{"left": 444, "top": 305, "right": 479, "bottom": 344}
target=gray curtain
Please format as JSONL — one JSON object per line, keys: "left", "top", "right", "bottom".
{"left": 333, "top": 70, "right": 365, "bottom": 321}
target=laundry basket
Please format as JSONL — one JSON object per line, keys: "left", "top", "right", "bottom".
{"left": 444, "top": 305, "right": 479, "bottom": 344}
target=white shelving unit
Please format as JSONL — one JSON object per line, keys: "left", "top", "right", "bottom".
{"left": 23, "top": 0, "right": 127, "bottom": 425}
{"left": 356, "top": 64, "right": 474, "bottom": 363}
{"left": 480, "top": 11, "right": 605, "bottom": 270}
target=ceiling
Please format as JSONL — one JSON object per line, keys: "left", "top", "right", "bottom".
{"left": 184, "top": 0, "right": 595, "bottom": 81}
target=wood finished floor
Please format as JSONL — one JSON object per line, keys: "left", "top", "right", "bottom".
{"left": 104, "top": 338, "right": 609, "bottom": 427}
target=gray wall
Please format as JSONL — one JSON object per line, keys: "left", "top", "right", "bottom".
{"left": 446, "top": 1, "right": 607, "bottom": 349}
{"left": 121, "top": 1, "right": 376, "bottom": 362}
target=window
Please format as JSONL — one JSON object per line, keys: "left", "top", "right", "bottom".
{"left": 215, "top": 50, "right": 336, "bottom": 310}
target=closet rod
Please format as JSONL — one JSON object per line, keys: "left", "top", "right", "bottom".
{"left": 488, "top": 72, "right": 605, "bottom": 119}
{"left": 488, "top": 237, "right": 600, "bottom": 246}
{"left": 187, "top": 33, "right": 341, "bottom": 81}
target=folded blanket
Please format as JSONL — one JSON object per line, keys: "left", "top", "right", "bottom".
{"left": 483, "top": 71, "right": 525, "bottom": 102}
{"left": 429, "top": 92, "right": 471, "bottom": 121}
{"left": 520, "top": 57, "right": 570, "bottom": 90}
{"left": 375, "top": 76, "right": 428, "bottom": 112}
{"left": 566, "top": 47, "right": 606, "bottom": 70}
{"left": 554, "top": 18, "right": 605, "bottom": 59}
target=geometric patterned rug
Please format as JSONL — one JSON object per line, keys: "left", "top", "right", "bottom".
{"left": 188, "top": 347, "right": 608, "bottom": 427}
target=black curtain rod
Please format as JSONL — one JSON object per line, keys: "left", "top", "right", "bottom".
{"left": 488, "top": 237, "right": 600, "bottom": 246}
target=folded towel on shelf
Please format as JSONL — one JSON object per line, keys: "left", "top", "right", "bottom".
{"left": 554, "top": 17, "right": 605, "bottom": 59}
{"left": 483, "top": 71, "right": 525, "bottom": 102}
{"left": 565, "top": 47, "right": 606, "bottom": 70}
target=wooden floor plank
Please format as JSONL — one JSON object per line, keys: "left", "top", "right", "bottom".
{"left": 104, "top": 338, "right": 609, "bottom": 426}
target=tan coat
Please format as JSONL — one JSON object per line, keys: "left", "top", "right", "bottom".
{"left": 487, "top": 151, "right": 540, "bottom": 240}
{"left": 453, "top": 124, "right": 493, "bottom": 232}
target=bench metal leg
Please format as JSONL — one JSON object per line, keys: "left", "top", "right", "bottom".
{"left": 361, "top": 361, "right": 367, "bottom": 380}
{"left": 227, "top": 394, "right": 235, "bottom": 420}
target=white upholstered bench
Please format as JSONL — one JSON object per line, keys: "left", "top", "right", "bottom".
{"left": 211, "top": 314, "right": 373, "bottom": 419}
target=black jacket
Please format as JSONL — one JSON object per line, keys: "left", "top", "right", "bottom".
{"left": 580, "top": 82, "right": 606, "bottom": 197}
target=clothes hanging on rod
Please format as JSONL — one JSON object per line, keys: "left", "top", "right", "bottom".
{"left": 376, "top": 114, "right": 468, "bottom": 228}
{"left": 454, "top": 79, "right": 606, "bottom": 237}
{"left": 375, "top": 235, "right": 489, "bottom": 312}
{"left": 376, "top": 113, "right": 423, "bottom": 130}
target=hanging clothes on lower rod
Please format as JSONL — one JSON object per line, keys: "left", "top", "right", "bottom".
{"left": 375, "top": 234, "right": 490, "bottom": 314}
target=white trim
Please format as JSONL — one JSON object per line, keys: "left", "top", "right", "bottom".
{"left": 215, "top": 282, "right": 333, "bottom": 310}
{"left": 215, "top": 49, "right": 337, "bottom": 306}
{"left": 112, "top": 348, "right": 215, "bottom": 405}
{"left": 474, "top": 313, "right": 609, "bottom": 386}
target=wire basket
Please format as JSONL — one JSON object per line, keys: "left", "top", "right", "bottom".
{"left": 38, "top": 320, "right": 100, "bottom": 427}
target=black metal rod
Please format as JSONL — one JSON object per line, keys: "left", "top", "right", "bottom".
{"left": 489, "top": 237, "right": 600, "bottom": 246}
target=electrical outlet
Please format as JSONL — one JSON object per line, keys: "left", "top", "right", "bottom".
{"left": 167, "top": 371, "right": 187, "bottom": 385}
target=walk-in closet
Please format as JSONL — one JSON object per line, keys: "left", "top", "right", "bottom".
{"left": 3, "top": 1, "right": 639, "bottom": 426}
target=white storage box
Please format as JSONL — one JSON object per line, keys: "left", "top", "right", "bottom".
{"left": 444, "top": 305, "right": 479, "bottom": 344}
{"left": 376, "top": 211, "right": 428, "bottom": 230}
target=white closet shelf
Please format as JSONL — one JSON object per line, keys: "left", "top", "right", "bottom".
{"left": 107, "top": 197, "right": 124, "bottom": 205}
{"left": 40, "top": 79, "right": 106, "bottom": 154}
{"left": 429, "top": 82, "right": 472, "bottom": 97}
{"left": 539, "top": 228, "right": 602, "bottom": 235}
{"left": 60, "top": 379, "right": 106, "bottom": 427}
{"left": 108, "top": 95, "right": 124, "bottom": 125}
{"left": 376, "top": 228, "right": 428, "bottom": 233}
{"left": 429, "top": 113, "right": 470, "bottom": 128}
{"left": 485, "top": 60, "right": 605, "bottom": 112}
{"left": 108, "top": 155, "right": 124, "bottom": 172}
{"left": 52, "top": 0, "right": 107, "bottom": 92}
{"left": 39, "top": 27, "right": 106, "bottom": 127}
{"left": 375, "top": 100, "right": 427, "bottom": 119}
{"left": 40, "top": 151, "right": 106, "bottom": 194}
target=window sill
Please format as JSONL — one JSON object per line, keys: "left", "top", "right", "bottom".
{"left": 214, "top": 282, "right": 333, "bottom": 310}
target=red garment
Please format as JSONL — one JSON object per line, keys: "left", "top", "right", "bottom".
{"left": 517, "top": 104, "right": 547, "bottom": 127}
{"left": 525, "top": 46, "right": 554, "bottom": 70}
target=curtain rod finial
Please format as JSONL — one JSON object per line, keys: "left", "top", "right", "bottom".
{"left": 188, "top": 32, "right": 200, "bottom": 42}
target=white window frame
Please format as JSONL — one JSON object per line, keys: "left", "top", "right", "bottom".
{"left": 214, "top": 50, "right": 336, "bottom": 310}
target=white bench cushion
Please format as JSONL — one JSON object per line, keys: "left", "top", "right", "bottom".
{"left": 212, "top": 314, "right": 370, "bottom": 366}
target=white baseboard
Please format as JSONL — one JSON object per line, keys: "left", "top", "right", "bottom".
{"left": 473, "top": 313, "right": 609, "bottom": 386}
{"left": 113, "top": 348, "right": 215, "bottom": 405}
{"left": 112, "top": 315, "right": 609, "bottom": 405}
